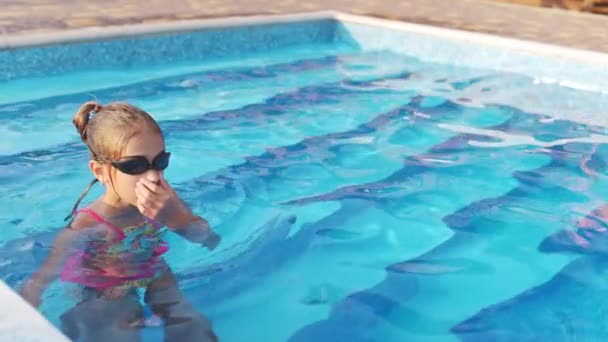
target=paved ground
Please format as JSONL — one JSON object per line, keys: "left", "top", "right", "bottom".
{"left": 1, "top": 0, "right": 608, "bottom": 53}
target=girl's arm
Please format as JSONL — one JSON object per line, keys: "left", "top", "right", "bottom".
{"left": 165, "top": 200, "right": 221, "bottom": 250}
{"left": 20, "top": 227, "right": 81, "bottom": 307}
{"left": 20, "top": 216, "right": 94, "bottom": 308}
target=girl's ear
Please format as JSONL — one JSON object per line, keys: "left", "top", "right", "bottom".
{"left": 89, "top": 160, "right": 107, "bottom": 185}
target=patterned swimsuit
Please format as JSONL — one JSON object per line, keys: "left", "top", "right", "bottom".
{"left": 60, "top": 208, "right": 169, "bottom": 293}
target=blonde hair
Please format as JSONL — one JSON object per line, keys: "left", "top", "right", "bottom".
{"left": 65, "top": 101, "right": 162, "bottom": 220}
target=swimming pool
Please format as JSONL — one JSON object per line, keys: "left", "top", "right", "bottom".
{"left": 2, "top": 11, "right": 608, "bottom": 341}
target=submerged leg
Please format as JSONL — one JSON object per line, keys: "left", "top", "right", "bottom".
{"left": 60, "top": 288, "right": 144, "bottom": 342}
{"left": 145, "top": 271, "right": 217, "bottom": 342}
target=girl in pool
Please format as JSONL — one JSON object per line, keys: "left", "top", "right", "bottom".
{"left": 20, "top": 102, "right": 220, "bottom": 342}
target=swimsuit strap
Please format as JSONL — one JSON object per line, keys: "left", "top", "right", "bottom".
{"left": 76, "top": 208, "right": 126, "bottom": 240}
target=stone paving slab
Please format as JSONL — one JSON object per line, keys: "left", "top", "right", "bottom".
{"left": 0, "top": 0, "right": 607, "bottom": 52}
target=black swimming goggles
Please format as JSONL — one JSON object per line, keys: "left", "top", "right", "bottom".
{"left": 111, "top": 151, "right": 171, "bottom": 175}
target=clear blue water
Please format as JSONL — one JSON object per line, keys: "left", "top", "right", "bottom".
{"left": 3, "top": 37, "right": 608, "bottom": 342}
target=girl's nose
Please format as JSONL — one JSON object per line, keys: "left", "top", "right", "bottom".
{"left": 145, "top": 170, "right": 161, "bottom": 184}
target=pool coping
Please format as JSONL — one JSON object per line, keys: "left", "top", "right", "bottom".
{"left": 0, "top": 281, "right": 70, "bottom": 341}
{"left": 335, "top": 12, "right": 608, "bottom": 66}
{"left": 2, "top": 10, "right": 608, "bottom": 67}
{"left": 0, "top": 11, "right": 338, "bottom": 50}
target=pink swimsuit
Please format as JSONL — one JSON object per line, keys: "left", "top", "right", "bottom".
{"left": 60, "top": 208, "right": 169, "bottom": 291}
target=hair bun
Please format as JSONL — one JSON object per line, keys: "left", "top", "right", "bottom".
{"left": 73, "top": 101, "right": 103, "bottom": 142}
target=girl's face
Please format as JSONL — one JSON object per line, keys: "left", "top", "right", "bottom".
{"left": 94, "top": 130, "right": 166, "bottom": 208}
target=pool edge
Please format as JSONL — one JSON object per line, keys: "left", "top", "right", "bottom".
{"left": 3, "top": 10, "right": 608, "bottom": 66}
{"left": 0, "top": 280, "right": 70, "bottom": 341}
{"left": 0, "top": 11, "right": 340, "bottom": 50}
{"left": 334, "top": 12, "right": 608, "bottom": 66}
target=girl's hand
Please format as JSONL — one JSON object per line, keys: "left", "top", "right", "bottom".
{"left": 135, "top": 173, "right": 192, "bottom": 230}
{"left": 20, "top": 280, "right": 42, "bottom": 308}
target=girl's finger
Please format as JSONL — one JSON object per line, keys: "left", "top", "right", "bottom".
{"left": 136, "top": 200, "right": 148, "bottom": 216}
{"left": 138, "top": 199, "right": 160, "bottom": 219}
{"left": 138, "top": 188, "right": 164, "bottom": 210}
{"left": 140, "top": 177, "right": 161, "bottom": 194}
{"left": 134, "top": 185, "right": 147, "bottom": 204}
{"left": 159, "top": 176, "right": 171, "bottom": 190}
{"left": 146, "top": 172, "right": 160, "bottom": 184}
{"left": 141, "top": 196, "right": 160, "bottom": 210}
{"left": 136, "top": 182, "right": 158, "bottom": 203}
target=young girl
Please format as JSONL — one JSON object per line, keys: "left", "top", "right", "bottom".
{"left": 20, "top": 102, "right": 221, "bottom": 342}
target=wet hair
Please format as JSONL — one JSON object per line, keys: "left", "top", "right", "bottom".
{"left": 65, "top": 101, "right": 162, "bottom": 221}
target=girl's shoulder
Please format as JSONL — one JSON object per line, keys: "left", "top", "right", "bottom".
{"left": 67, "top": 204, "right": 112, "bottom": 234}
{"left": 66, "top": 208, "right": 116, "bottom": 244}
{"left": 68, "top": 206, "right": 127, "bottom": 242}
{"left": 68, "top": 210, "right": 100, "bottom": 231}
